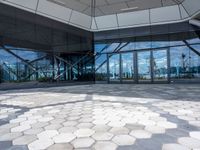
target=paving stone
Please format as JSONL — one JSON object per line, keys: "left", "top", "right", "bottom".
{"left": 145, "top": 126, "right": 166, "bottom": 134}
{"left": 53, "top": 133, "right": 76, "bottom": 143}
{"left": 72, "top": 138, "right": 95, "bottom": 149}
{"left": 79, "top": 118, "right": 93, "bottom": 123}
{"left": 8, "top": 145, "right": 29, "bottom": 150}
{"left": 28, "top": 139, "right": 54, "bottom": 150}
{"left": 178, "top": 137, "right": 200, "bottom": 149}
{"left": 0, "top": 141, "right": 12, "bottom": 150}
{"left": 50, "top": 119, "right": 65, "bottom": 124}
{"left": 24, "top": 128, "right": 44, "bottom": 135}
{"left": 190, "top": 131, "right": 200, "bottom": 140}
{"left": 93, "top": 120, "right": 109, "bottom": 125}
{"left": 0, "top": 132, "right": 23, "bottom": 141}
{"left": 166, "top": 129, "right": 189, "bottom": 138}
{"left": 58, "top": 127, "right": 77, "bottom": 133}
{"left": 48, "top": 143, "right": 73, "bottom": 150}
{"left": 37, "top": 130, "right": 59, "bottom": 139}
{"left": 38, "top": 117, "right": 54, "bottom": 122}
{"left": 92, "top": 132, "right": 114, "bottom": 141}
{"left": 108, "top": 121, "right": 126, "bottom": 127}
{"left": 11, "top": 124, "right": 31, "bottom": 132}
{"left": 0, "top": 123, "right": 19, "bottom": 129}
{"left": 162, "top": 143, "right": 190, "bottom": 150}
{"left": 10, "top": 118, "right": 27, "bottom": 123}
{"left": 20, "top": 120, "right": 37, "bottom": 126}
{"left": 92, "top": 125, "right": 110, "bottom": 132}
{"left": 130, "top": 130, "right": 152, "bottom": 139}
{"left": 45, "top": 124, "right": 62, "bottom": 130}
{"left": 112, "top": 135, "right": 136, "bottom": 146}
{"left": 110, "top": 127, "right": 129, "bottom": 135}
{"left": 74, "top": 129, "right": 95, "bottom": 137}
{"left": 0, "top": 128, "right": 10, "bottom": 135}
{"left": 94, "top": 141, "right": 117, "bottom": 150}
{"left": 63, "top": 121, "right": 78, "bottom": 127}
{"left": 77, "top": 123, "right": 94, "bottom": 129}
{"left": 125, "top": 124, "right": 144, "bottom": 130}
{"left": 157, "top": 121, "right": 177, "bottom": 129}
{"left": 12, "top": 135, "right": 37, "bottom": 145}
{"left": 31, "top": 122, "right": 49, "bottom": 128}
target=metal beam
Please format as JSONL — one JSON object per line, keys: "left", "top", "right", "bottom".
{"left": 95, "top": 42, "right": 130, "bottom": 72}
{"left": 189, "top": 19, "right": 200, "bottom": 28}
{"left": 0, "top": 46, "right": 36, "bottom": 71}
{"left": 54, "top": 51, "right": 93, "bottom": 80}
{"left": 183, "top": 40, "right": 200, "bottom": 57}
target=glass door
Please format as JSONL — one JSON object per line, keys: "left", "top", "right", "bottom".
{"left": 109, "top": 54, "right": 120, "bottom": 82}
{"left": 137, "top": 51, "right": 151, "bottom": 82}
{"left": 153, "top": 49, "right": 168, "bottom": 82}
{"left": 121, "top": 53, "right": 134, "bottom": 83}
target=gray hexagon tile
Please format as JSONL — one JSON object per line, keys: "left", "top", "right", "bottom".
{"left": 53, "top": 133, "right": 76, "bottom": 143}
{"left": 112, "top": 135, "right": 136, "bottom": 146}
{"left": 72, "top": 138, "right": 95, "bottom": 149}
{"left": 0, "top": 84, "right": 200, "bottom": 150}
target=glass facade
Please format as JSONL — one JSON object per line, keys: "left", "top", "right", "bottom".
{"left": 0, "top": 4, "right": 200, "bottom": 85}
{"left": 0, "top": 46, "right": 94, "bottom": 83}
{"left": 95, "top": 31, "right": 200, "bottom": 83}
{"left": 0, "top": 7, "right": 94, "bottom": 84}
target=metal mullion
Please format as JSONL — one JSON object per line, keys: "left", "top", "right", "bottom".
{"left": 134, "top": 51, "right": 138, "bottom": 83}
{"left": 119, "top": 53, "right": 122, "bottom": 84}
{"left": 167, "top": 48, "right": 171, "bottom": 83}
{"left": 107, "top": 54, "right": 110, "bottom": 84}
{"left": 150, "top": 50, "right": 154, "bottom": 83}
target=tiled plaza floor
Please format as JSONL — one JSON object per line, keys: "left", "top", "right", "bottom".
{"left": 0, "top": 84, "right": 200, "bottom": 150}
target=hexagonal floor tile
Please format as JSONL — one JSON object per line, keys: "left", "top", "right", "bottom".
{"left": 94, "top": 141, "right": 117, "bottom": 150}
{"left": 0, "top": 132, "right": 23, "bottom": 141}
{"left": 92, "top": 125, "right": 110, "bottom": 132}
{"left": 45, "top": 124, "right": 62, "bottom": 130}
{"left": 130, "top": 130, "right": 152, "bottom": 139}
{"left": 190, "top": 131, "right": 200, "bottom": 140}
{"left": 11, "top": 125, "right": 31, "bottom": 132}
{"left": 12, "top": 135, "right": 37, "bottom": 145}
{"left": 48, "top": 144, "right": 73, "bottom": 150}
{"left": 38, "top": 117, "right": 54, "bottom": 122}
{"left": 74, "top": 129, "right": 95, "bottom": 137}
{"left": 76, "top": 123, "right": 94, "bottom": 129}
{"left": 108, "top": 121, "right": 126, "bottom": 127}
{"left": 24, "top": 128, "right": 44, "bottom": 135}
{"left": 37, "top": 130, "right": 59, "bottom": 139}
{"left": 53, "top": 133, "right": 76, "bottom": 143}
{"left": 112, "top": 135, "right": 136, "bottom": 146}
{"left": 72, "top": 138, "right": 95, "bottom": 149}
{"left": 58, "top": 127, "right": 77, "bottom": 133}
{"left": 92, "top": 132, "right": 113, "bottom": 141}
{"left": 162, "top": 143, "right": 190, "bottom": 150}
{"left": 178, "top": 137, "right": 200, "bottom": 149}
{"left": 157, "top": 121, "right": 177, "bottom": 129}
{"left": 110, "top": 127, "right": 129, "bottom": 135}
{"left": 28, "top": 139, "right": 54, "bottom": 150}
{"left": 63, "top": 121, "right": 78, "bottom": 127}
{"left": 31, "top": 122, "right": 49, "bottom": 129}
{"left": 145, "top": 126, "right": 166, "bottom": 134}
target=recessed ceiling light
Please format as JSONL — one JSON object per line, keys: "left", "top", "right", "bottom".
{"left": 121, "top": 7, "right": 138, "bottom": 11}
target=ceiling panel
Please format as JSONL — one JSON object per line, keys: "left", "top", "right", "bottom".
{"left": 47, "top": 0, "right": 184, "bottom": 17}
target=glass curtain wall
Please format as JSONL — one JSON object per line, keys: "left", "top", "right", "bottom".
{"left": 0, "top": 47, "right": 94, "bottom": 83}
{"left": 121, "top": 53, "right": 134, "bottom": 82}
{"left": 95, "top": 31, "right": 200, "bottom": 83}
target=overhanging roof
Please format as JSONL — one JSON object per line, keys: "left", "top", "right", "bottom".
{"left": 0, "top": 0, "right": 200, "bottom": 31}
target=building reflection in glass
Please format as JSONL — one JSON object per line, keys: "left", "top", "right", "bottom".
{"left": 138, "top": 51, "right": 151, "bottom": 82}
{"left": 122, "top": 53, "right": 134, "bottom": 82}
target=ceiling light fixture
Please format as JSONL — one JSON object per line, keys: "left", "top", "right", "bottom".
{"left": 121, "top": 7, "right": 138, "bottom": 12}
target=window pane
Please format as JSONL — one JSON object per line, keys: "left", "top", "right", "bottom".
{"left": 122, "top": 53, "right": 134, "bottom": 81}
